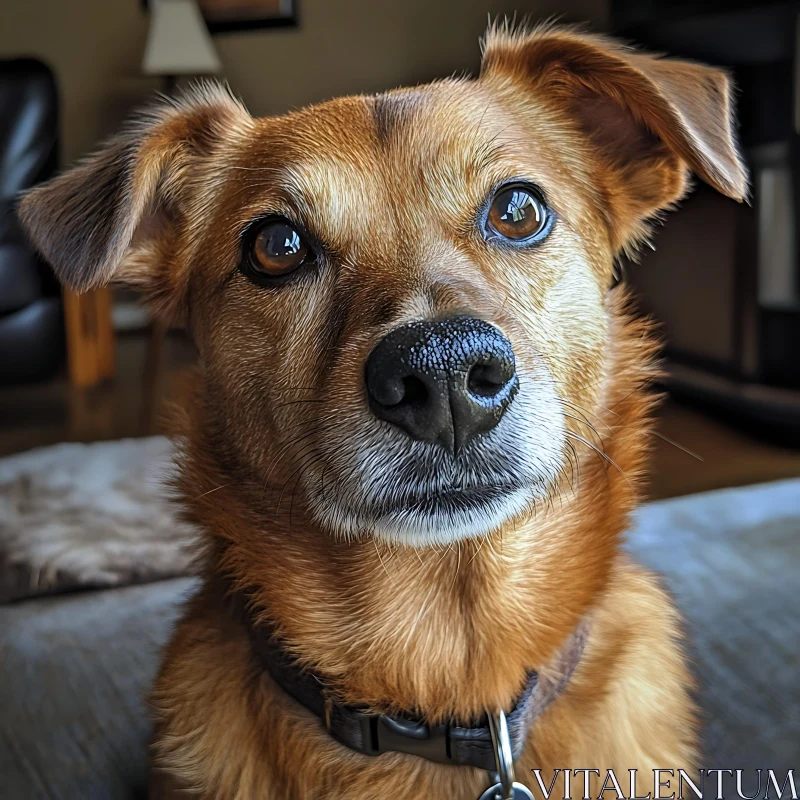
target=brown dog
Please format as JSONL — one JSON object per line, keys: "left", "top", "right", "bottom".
{"left": 20, "top": 24, "right": 747, "bottom": 800}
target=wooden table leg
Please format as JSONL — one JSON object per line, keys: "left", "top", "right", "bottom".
{"left": 63, "top": 288, "right": 116, "bottom": 388}
{"left": 140, "top": 317, "right": 169, "bottom": 433}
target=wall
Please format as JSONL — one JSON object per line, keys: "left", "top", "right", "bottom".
{"left": 1, "top": 0, "right": 608, "bottom": 165}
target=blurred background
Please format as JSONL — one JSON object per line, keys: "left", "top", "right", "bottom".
{"left": 2, "top": 0, "right": 800, "bottom": 500}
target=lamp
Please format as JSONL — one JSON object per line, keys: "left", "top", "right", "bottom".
{"left": 142, "top": 0, "right": 221, "bottom": 89}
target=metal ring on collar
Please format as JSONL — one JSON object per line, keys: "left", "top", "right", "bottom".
{"left": 488, "top": 709, "right": 515, "bottom": 800}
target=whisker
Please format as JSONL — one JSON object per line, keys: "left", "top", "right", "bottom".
{"left": 263, "top": 416, "right": 339, "bottom": 486}
{"left": 467, "top": 534, "right": 488, "bottom": 565}
{"left": 652, "top": 430, "right": 704, "bottom": 461}
{"left": 372, "top": 538, "right": 395, "bottom": 583}
{"left": 564, "top": 394, "right": 704, "bottom": 461}
{"left": 566, "top": 431, "right": 632, "bottom": 488}
{"left": 449, "top": 541, "right": 462, "bottom": 588}
{"left": 190, "top": 483, "right": 231, "bottom": 502}
{"left": 560, "top": 410, "right": 603, "bottom": 443}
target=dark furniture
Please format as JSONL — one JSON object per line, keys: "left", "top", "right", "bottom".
{"left": 615, "top": 1, "right": 800, "bottom": 442}
{"left": 0, "top": 58, "right": 63, "bottom": 385}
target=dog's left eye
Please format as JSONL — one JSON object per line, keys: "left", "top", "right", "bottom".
{"left": 245, "top": 218, "right": 311, "bottom": 281}
{"left": 484, "top": 184, "right": 551, "bottom": 244}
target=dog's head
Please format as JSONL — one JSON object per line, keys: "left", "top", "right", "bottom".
{"left": 20, "top": 27, "right": 746, "bottom": 547}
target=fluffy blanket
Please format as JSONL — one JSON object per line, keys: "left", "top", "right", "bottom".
{"left": 0, "top": 437, "right": 197, "bottom": 602}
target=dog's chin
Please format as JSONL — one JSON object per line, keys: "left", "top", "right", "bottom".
{"left": 370, "top": 485, "right": 535, "bottom": 547}
{"left": 310, "top": 484, "right": 537, "bottom": 548}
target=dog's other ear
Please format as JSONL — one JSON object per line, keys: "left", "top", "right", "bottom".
{"left": 18, "top": 84, "right": 250, "bottom": 316}
{"left": 481, "top": 25, "right": 748, "bottom": 250}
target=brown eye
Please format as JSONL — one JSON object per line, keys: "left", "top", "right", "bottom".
{"left": 249, "top": 219, "right": 310, "bottom": 278}
{"left": 486, "top": 184, "right": 551, "bottom": 243}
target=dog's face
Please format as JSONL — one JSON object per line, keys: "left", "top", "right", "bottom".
{"left": 202, "top": 83, "right": 593, "bottom": 546}
{"left": 20, "top": 27, "right": 746, "bottom": 547}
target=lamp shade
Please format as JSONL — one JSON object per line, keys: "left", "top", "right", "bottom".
{"left": 142, "top": 0, "right": 222, "bottom": 76}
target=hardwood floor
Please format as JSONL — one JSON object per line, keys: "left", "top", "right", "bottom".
{"left": 2, "top": 331, "right": 799, "bottom": 500}
{"left": 650, "top": 399, "right": 800, "bottom": 499}
{"left": 0, "top": 332, "right": 195, "bottom": 459}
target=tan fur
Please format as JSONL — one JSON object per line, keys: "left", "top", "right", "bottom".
{"left": 19, "top": 25, "right": 747, "bottom": 800}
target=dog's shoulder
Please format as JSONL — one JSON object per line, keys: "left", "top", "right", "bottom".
{"left": 525, "top": 555, "right": 698, "bottom": 777}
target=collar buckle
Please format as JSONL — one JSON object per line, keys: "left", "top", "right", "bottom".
{"left": 354, "top": 711, "right": 451, "bottom": 763}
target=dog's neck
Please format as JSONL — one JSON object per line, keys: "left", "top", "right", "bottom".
{"left": 175, "top": 299, "right": 657, "bottom": 724}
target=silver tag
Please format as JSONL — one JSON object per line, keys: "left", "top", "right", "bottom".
{"left": 478, "top": 782, "right": 535, "bottom": 800}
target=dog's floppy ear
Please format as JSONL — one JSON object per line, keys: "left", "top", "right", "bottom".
{"left": 480, "top": 25, "right": 748, "bottom": 250}
{"left": 19, "top": 83, "right": 250, "bottom": 315}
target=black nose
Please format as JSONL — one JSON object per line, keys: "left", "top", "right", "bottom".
{"left": 364, "top": 316, "right": 518, "bottom": 455}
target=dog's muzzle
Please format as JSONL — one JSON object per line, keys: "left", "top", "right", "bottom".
{"left": 364, "top": 316, "right": 518, "bottom": 456}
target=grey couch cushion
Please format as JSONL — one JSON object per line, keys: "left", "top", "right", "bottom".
{"left": 626, "top": 478, "right": 800, "bottom": 775}
{"left": 0, "top": 578, "right": 196, "bottom": 800}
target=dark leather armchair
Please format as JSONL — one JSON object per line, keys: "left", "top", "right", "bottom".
{"left": 0, "top": 58, "right": 63, "bottom": 385}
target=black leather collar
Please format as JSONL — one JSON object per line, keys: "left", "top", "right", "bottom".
{"left": 243, "top": 603, "right": 588, "bottom": 773}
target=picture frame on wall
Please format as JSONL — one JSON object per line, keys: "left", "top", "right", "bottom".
{"left": 144, "top": 0, "right": 298, "bottom": 34}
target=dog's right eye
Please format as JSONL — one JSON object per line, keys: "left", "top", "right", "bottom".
{"left": 243, "top": 218, "right": 311, "bottom": 282}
